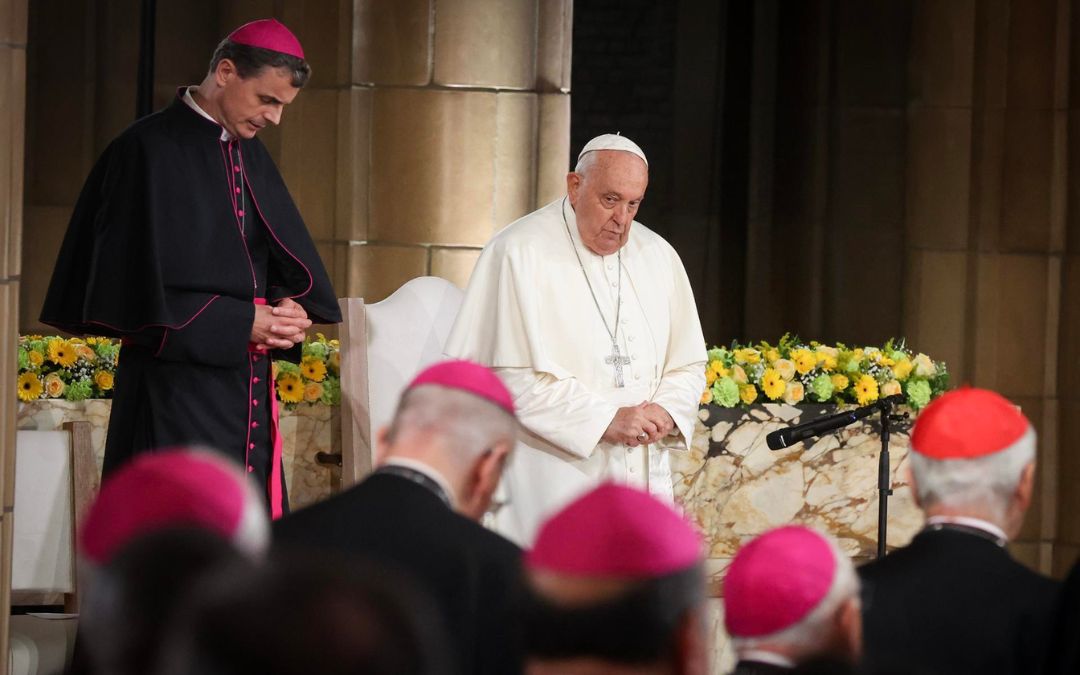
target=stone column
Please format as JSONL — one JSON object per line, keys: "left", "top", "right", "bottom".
{"left": 333, "top": 0, "right": 573, "bottom": 301}
{"left": 1, "top": 0, "right": 28, "bottom": 666}
{"left": 904, "top": 0, "right": 1069, "bottom": 575}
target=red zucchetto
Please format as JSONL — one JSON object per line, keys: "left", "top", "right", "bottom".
{"left": 911, "top": 387, "right": 1030, "bottom": 460}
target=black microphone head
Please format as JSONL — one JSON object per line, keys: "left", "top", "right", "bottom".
{"left": 765, "top": 428, "right": 788, "bottom": 451}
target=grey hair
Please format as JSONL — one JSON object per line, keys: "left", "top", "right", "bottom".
{"left": 573, "top": 150, "right": 599, "bottom": 175}
{"left": 386, "top": 385, "right": 517, "bottom": 462}
{"left": 908, "top": 427, "right": 1035, "bottom": 521}
{"left": 731, "top": 535, "right": 860, "bottom": 659}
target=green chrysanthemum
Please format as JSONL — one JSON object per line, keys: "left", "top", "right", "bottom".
{"left": 303, "top": 341, "right": 329, "bottom": 359}
{"left": 905, "top": 379, "right": 932, "bottom": 410}
{"left": 320, "top": 378, "right": 341, "bottom": 406}
{"left": 64, "top": 379, "right": 93, "bottom": 402}
{"left": 712, "top": 376, "right": 740, "bottom": 408}
{"left": 810, "top": 373, "right": 834, "bottom": 402}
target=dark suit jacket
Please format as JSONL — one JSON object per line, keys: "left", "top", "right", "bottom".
{"left": 858, "top": 527, "right": 1060, "bottom": 675}
{"left": 272, "top": 472, "right": 524, "bottom": 675}
{"left": 1045, "top": 559, "right": 1080, "bottom": 675}
{"left": 731, "top": 660, "right": 792, "bottom": 675}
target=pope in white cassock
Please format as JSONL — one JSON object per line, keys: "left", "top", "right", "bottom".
{"left": 445, "top": 134, "right": 707, "bottom": 545}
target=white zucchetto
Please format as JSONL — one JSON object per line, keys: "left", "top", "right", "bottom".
{"left": 578, "top": 133, "right": 648, "bottom": 167}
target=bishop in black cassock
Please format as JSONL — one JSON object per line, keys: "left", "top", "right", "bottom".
{"left": 40, "top": 20, "right": 340, "bottom": 517}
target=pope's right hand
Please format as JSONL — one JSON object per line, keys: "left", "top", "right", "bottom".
{"left": 602, "top": 404, "right": 661, "bottom": 447}
{"left": 250, "top": 303, "right": 311, "bottom": 351}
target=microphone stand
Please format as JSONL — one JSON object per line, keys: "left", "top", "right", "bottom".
{"left": 873, "top": 396, "right": 908, "bottom": 558}
{"left": 764, "top": 394, "right": 909, "bottom": 559}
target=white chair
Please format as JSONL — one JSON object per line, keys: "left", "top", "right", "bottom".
{"left": 8, "top": 422, "right": 97, "bottom": 675}
{"left": 338, "top": 276, "right": 465, "bottom": 486}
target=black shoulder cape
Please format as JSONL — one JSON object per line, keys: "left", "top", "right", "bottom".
{"left": 40, "top": 93, "right": 341, "bottom": 336}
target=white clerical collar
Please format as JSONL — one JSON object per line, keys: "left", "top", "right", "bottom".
{"left": 183, "top": 86, "right": 232, "bottom": 141}
{"left": 738, "top": 650, "right": 795, "bottom": 669}
{"left": 925, "top": 515, "right": 1009, "bottom": 545}
{"left": 381, "top": 457, "right": 457, "bottom": 508}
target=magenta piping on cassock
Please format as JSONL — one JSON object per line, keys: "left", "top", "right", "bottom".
{"left": 239, "top": 161, "right": 315, "bottom": 301}
{"left": 90, "top": 294, "right": 222, "bottom": 336}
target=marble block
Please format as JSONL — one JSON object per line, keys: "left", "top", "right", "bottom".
{"left": 16, "top": 400, "right": 340, "bottom": 511}
{"left": 673, "top": 403, "right": 924, "bottom": 577}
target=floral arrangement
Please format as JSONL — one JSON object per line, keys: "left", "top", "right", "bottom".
{"left": 700, "top": 335, "right": 948, "bottom": 410}
{"left": 272, "top": 333, "right": 341, "bottom": 410}
{"left": 17, "top": 335, "right": 120, "bottom": 402}
{"left": 17, "top": 334, "right": 342, "bottom": 410}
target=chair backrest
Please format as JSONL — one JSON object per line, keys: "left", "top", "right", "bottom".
{"left": 339, "top": 277, "right": 464, "bottom": 486}
{"left": 11, "top": 422, "right": 96, "bottom": 612}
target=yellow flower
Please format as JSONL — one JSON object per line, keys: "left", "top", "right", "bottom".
{"left": 75, "top": 344, "right": 97, "bottom": 362}
{"left": 913, "top": 353, "right": 936, "bottom": 377}
{"left": 831, "top": 374, "right": 850, "bottom": 392}
{"left": 277, "top": 373, "right": 304, "bottom": 403}
{"left": 855, "top": 375, "right": 879, "bottom": 406}
{"left": 28, "top": 350, "right": 44, "bottom": 368}
{"left": 764, "top": 348, "right": 781, "bottom": 364}
{"left": 762, "top": 369, "right": 786, "bottom": 400}
{"left": 304, "top": 382, "right": 324, "bottom": 402}
{"left": 881, "top": 380, "right": 902, "bottom": 397}
{"left": 700, "top": 388, "right": 714, "bottom": 405}
{"left": 329, "top": 351, "right": 341, "bottom": 374}
{"left": 731, "top": 364, "right": 748, "bottom": 385}
{"left": 773, "top": 359, "right": 796, "bottom": 382}
{"left": 734, "top": 348, "right": 761, "bottom": 365}
{"left": 47, "top": 338, "right": 77, "bottom": 367}
{"left": 705, "top": 360, "right": 729, "bottom": 386}
{"left": 94, "top": 370, "right": 114, "bottom": 391}
{"left": 892, "top": 358, "right": 913, "bottom": 381}
{"left": 44, "top": 373, "right": 66, "bottom": 398}
{"left": 791, "top": 349, "right": 816, "bottom": 375}
{"left": 17, "top": 373, "right": 42, "bottom": 402}
{"left": 816, "top": 346, "right": 839, "bottom": 371}
{"left": 301, "top": 357, "right": 327, "bottom": 383}
{"left": 739, "top": 384, "right": 758, "bottom": 405}
{"left": 783, "top": 382, "right": 805, "bottom": 405}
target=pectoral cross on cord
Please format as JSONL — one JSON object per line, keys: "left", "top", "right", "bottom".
{"left": 562, "top": 196, "right": 629, "bottom": 388}
{"left": 605, "top": 341, "right": 632, "bottom": 388}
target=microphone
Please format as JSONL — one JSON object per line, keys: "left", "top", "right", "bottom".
{"left": 765, "top": 394, "right": 905, "bottom": 450}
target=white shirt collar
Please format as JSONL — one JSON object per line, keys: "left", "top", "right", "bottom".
{"left": 925, "top": 515, "right": 1009, "bottom": 544}
{"left": 381, "top": 457, "right": 457, "bottom": 508}
{"left": 738, "top": 650, "right": 795, "bottom": 669}
{"left": 182, "top": 86, "right": 232, "bottom": 141}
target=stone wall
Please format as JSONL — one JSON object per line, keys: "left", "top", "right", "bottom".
{"left": 1, "top": 0, "right": 28, "bottom": 663}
